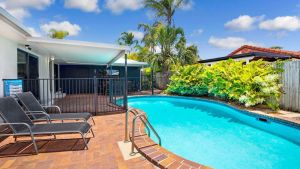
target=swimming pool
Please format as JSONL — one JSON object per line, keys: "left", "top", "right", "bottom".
{"left": 127, "top": 96, "right": 300, "bottom": 169}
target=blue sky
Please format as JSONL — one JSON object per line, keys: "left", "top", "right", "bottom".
{"left": 1, "top": 0, "right": 300, "bottom": 59}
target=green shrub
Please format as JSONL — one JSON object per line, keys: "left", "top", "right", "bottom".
{"left": 166, "top": 59, "right": 283, "bottom": 110}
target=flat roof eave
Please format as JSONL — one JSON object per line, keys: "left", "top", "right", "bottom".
{"left": 26, "top": 37, "right": 131, "bottom": 66}
{"left": 26, "top": 37, "right": 130, "bottom": 51}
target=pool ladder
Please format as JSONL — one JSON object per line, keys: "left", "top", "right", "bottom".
{"left": 126, "top": 108, "right": 161, "bottom": 155}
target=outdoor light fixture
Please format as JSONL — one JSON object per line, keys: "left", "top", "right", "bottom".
{"left": 25, "top": 44, "right": 31, "bottom": 50}
{"left": 50, "top": 56, "right": 55, "bottom": 61}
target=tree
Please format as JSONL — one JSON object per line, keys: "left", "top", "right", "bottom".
{"left": 182, "top": 45, "right": 199, "bottom": 65}
{"left": 144, "top": 0, "right": 188, "bottom": 26}
{"left": 134, "top": 0, "right": 199, "bottom": 72}
{"left": 176, "top": 36, "right": 199, "bottom": 65}
{"left": 138, "top": 22, "right": 163, "bottom": 54}
{"left": 270, "top": 46, "right": 283, "bottom": 50}
{"left": 48, "top": 29, "right": 69, "bottom": 39}
{"left": 150, "top": 25, "right": 184, "bottom": 72}
{"left": 118, "top": 32, "right": 138, "bottom": 50}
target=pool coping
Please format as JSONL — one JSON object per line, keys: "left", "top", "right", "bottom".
{"left": 130, "top": 109, "right": 212, "bottom": 169}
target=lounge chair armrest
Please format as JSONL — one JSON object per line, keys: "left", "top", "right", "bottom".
{"left": 42, "top": 105, "right": 62, "bottom": 114}
{"left": 0, "top": 122, "right": 33, "bottom": 136}
{"left": 25, "top": 111, "right": 51, "bottom": 123}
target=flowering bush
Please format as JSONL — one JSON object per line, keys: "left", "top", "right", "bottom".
{"left": 166, "top": 59, "right": 284, "bottom": 110}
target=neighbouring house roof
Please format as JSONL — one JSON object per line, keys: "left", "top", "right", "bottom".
{"left": 228, "top": 45, "right": 300, "bottom": 59}
{"left": 198, "top": 52, "right": 292, "bottom": 64}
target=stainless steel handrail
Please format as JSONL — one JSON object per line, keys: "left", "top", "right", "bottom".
{"left": 131, "top": 112, "right": 161, "bottom": 155}
{"left": 125, "top": 107, "right": 151, "bottom": 142}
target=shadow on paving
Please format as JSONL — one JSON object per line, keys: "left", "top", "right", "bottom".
{"left": 0, "top": 138, "right": 90, "bottom": 157}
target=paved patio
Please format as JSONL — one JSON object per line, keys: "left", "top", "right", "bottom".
{"left": 1, "top": 96, "right": 300, "bottom": 169}
{"left": 0, "top": 113, "right": 155, "bottom": 169}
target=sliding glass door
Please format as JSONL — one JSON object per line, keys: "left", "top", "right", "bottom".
{"left": 17, "top": 49, "right": 40, "bottom": 98}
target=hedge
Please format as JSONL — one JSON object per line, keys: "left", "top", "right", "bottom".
{"left": 166, "top": 59, "right": 284, "bottom": 110}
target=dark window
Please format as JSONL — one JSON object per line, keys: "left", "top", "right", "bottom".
{"left": 17, "top": 49, "right": 39, "bottom": 79}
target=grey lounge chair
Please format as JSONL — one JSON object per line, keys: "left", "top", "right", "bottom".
{"left": 15, "top": 92, "right": 95, "bottom": 125}
{"left": 0, "top": 97, "right": 94, "bottom": 154}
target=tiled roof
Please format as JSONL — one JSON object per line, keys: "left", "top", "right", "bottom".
{"left": 228, "top": 45, "right": 300, "bottom": 58}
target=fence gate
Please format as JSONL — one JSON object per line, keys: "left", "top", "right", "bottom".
{"left": 280, "top": 61, "right": 300, "bottom": 112}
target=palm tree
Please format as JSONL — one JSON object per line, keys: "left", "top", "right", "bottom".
{"left": 138, "top": 22, "right": 163, "bottom": 53}
{"left": 152, "top": 25, "right": 184, "bottom": 72}
{"left": 118, "top": 32, "right": 138, "bottom": 51}
{"left": 176, "top": 37, "right": 199, "bottom": 65}
{"left": 48, "top": 29, "right": 69, "bottom": 39}
{"left": 181, "top": 45, "right": 199, "bottom": 65}
{"left": 144, "top": 0, "right": 188, "bottom": 26}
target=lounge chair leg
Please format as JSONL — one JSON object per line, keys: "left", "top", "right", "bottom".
{"left": 14, "top": 136, "right": 17, "bottom": 142}
{"left": 91, "top": 117, "right": 96, "bottom": 125}
{"left": 90, "top": 129, "right": 95, "bottom": 138}
{"left": 30, "top": 134, "right": 39, "bottom": 154}
{"left": 80, "top": 133, "right": 88, "bottom": 150}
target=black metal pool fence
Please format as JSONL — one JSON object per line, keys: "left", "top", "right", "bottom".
{"left": 2, "top": 76, "right": 159, "bottom": 114}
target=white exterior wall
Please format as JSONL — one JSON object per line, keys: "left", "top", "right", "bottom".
{"left": 0, "top": 38, "right": 51, "bottom": 98}
{"left": 0, "top": 36, "right": 18, "bottom": 97}
{"left": 39, "top": 54, "right": 52, "bottom": 105}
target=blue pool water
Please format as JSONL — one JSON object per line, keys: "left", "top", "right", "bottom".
{"left": 127, "top": 96, "right": 300, "bottom": 169}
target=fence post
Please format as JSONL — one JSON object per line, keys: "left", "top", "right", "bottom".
{"left": 151, "top": 69, "right": 154, "bottom": 95}
{"left": 109, "top": 66, "right": 113, "bottom": 103}
{"left": 124, "top": 53, "right": 129, "bottom": 142}
{"left": 124, "top": 54, "right": 128, "bottom": 110}
{"left": 93, "top": 76, "right": 98, "bottom": 115}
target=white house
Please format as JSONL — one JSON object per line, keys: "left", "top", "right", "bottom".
{"left": 0, "top": 7, "right": 147, "bottom": 99}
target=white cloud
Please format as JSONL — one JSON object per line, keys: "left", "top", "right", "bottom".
{"left": 27, "top": 27, "right": 42, "bottom": 37}
{"left": 105, "top": 0, "right": 144, "bottom": 14}
{"left": 208, "top": 36, "right": 261, "bottom": 49}
{"left": 4, "top": 0, "right": 53, "bottom": 9}
{"left": 0, "top": 0, "right": 53, "bottom": 20}
{"left": 225, "top": 15, "right": 264, "bottom": 31}
{"left": 259, "top": 16, "right": 300, "bottom": 31}
{"left": 191, "top": 29, "right": 203, "bottom": 37}
{"left": 64, "top": 0, "right": 100, "bottom": 13}
{"left": 41, "top": 21, "right": 81, "bottom": 36}
{"left": 129, "top": 30, "right": 144, "bottom": 41}
{"left": 179, "top": 0, "right": 194, "bottom": 10}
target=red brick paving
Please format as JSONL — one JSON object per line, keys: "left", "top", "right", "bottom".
{"left": 0, "top": 113, "right": 155, "bottom": 169}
